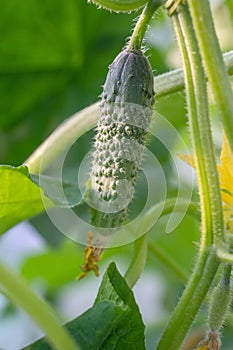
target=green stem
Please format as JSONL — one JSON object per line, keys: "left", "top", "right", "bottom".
{"left": 128, "top": 0, "right": 162, "bottom": 50}
{"left": 0, "top": 260, "right": 78, "bottom": 350}
{"left": 172, "top": 252, "right": 219, "bottom": 343}
{"left": 176, "top": 6, "right": 224, "bottom": 247}
{"left": 222, "top": 263, "right": 232, "bottom": 285}
{"left": 124, "top": 234, "right": 148, "bottom": 288}
{"left": 188, "top": 0, "right": 233, "bottom": 151}
{"left": 156, "top": 5, "right": 224, "bottom": 349}
{"left": 156, "top": 249, "right": 220, "bottom": 350}
{"left": 155, "top": 50, "right": 233, "bottom": 97}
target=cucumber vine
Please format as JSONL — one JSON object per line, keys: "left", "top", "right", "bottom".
{"left": 1, "top": 0, "right": 233, "bottom": 349}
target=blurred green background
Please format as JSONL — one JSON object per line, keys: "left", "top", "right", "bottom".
{"left": 0, "top": 0, "right": 170, "bottom": 166}
{"left": 0, "top": 0, "right": 233, "bottom": 349}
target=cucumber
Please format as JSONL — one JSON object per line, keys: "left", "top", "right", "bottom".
{"left": 89, "top": 49, "right": 155, "bottom": 229}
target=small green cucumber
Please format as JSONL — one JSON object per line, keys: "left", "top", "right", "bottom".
{"left": 208, "top": 269, "right": 232, "bottom": 331}
{"left": 90, "top": 49, "right": 155, "bottom": 229}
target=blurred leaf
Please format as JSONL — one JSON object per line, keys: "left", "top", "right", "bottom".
{"left": 30, "top": 174, "right": 83, "bottom": 208}
{"left": 0, "top": 165, "right": 51, "bottom": 234}
{"left": 0, "top": 72, "right": 71, "bottom": 129}
{"left": 156, "top": 91, "right": 187, "bottom": 128}
{"left": 25, "top": 301, "right": 126, "bottom": 350}
{"left": 151, "top": 215, "right": 199, "bottom": 278}
{"left": 0, "top": 0, "right": 82, "bottom": 72}
{"left": 21, "top": 241, "right": 83, "bottom": 290}
{"left": 95, "top": 262, "right": 146, "bottom": 350}
{"left": 0, "top": 0, "right": 83, "bottom": 129}
{"left": 1, "top": 0, "right": 138, "bottom": 165}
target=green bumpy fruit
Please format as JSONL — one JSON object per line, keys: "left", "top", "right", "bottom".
{"left": 89, "top": 0, "right": 148, "bottom": 12}
{"left": 90, "top": 49, "right": 155, "bottom": 229}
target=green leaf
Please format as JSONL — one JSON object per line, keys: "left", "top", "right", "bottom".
{"left": 0, "top": 0, "right": 83, "bottom": 73}
{"left": 30, "top": 174, "right": 83, "bottom": 207}
{"left": 21, "top": 241, "right": 83, "bottom": 290}
{"left": 0, "top": 165, "right": 51, "bottom": 234}
{"left": 0, "top": 0, "right": 83, "bottom": 129}
{"left": 25, "top": 301, "right": 126, "bottom": 350}
{"left": 95, "top": 262, "right": 146, "bottom": 350}
{"left": 25, "top": 262, "right": 144, "bottom": 350}
{"left": 0, "top": 73, "right": 71, "bottom": 129}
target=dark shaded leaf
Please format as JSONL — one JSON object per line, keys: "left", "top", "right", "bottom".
{"left": 30, "top": 174, "right": 83, "bottom": 207}
{"left": 25, "top": 301, "right": 127, "bottom": 350}
{"left": 95, "top": 262, "right": 146, "bottom": 350}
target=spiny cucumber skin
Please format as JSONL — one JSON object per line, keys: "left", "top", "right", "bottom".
{"left": 90, "top": 49, "right": 155, "bottom": 229}
{"left": 208, "top": 278, "right": 232, "bottom": 331}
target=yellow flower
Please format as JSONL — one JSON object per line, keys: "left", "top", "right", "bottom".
{"left": 78, "top": 231, "right": 103, "bottom": 280}
{"left": 217, "top": 133, "right": 233, "bottom": 232}
{"left": 180, "top": 133, "right": 233, "bottom": 232}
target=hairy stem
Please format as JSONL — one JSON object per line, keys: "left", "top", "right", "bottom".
{"left": 188, "top": 0, "right": 233, "bottom": 151}
{"left": 125, "top": 234, "right": 148, "bottom": 288}
{"left": 156, "top": 4, "right": 223, "bottom": 349}
{"left": 128, "top": 0, "right": 162, "bottom": 50}
{"left": 177, "top": 6, "right": 224, "bottom": 247}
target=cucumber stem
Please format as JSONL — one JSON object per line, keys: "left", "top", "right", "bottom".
{"left": 128, "top": 0, "right": 162, "bottom": 50}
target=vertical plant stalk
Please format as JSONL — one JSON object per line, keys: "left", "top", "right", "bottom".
{"left": 188, "top": 0, "right": 233, "bottom": 151}
{"left": 156, "top": 4, "right": 224, "bottom": 349}
{"left": 176, "top": 7, "right": 224, "bottom": 248}
{"left": 0, "top": 261, "right": 78, "bottom": 350}
{"left": 127, "top": 0, "right": 162, "bottom": 50}
{"left": 124, "top": 234, "right": 148, "bottom": 288}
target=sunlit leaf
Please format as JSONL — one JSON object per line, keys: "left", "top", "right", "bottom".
{"left": 0, "top": 165, "right": 52, "bottom": 235}
{"left": 21, "top": 241, "right": 83, "bottom": 290}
